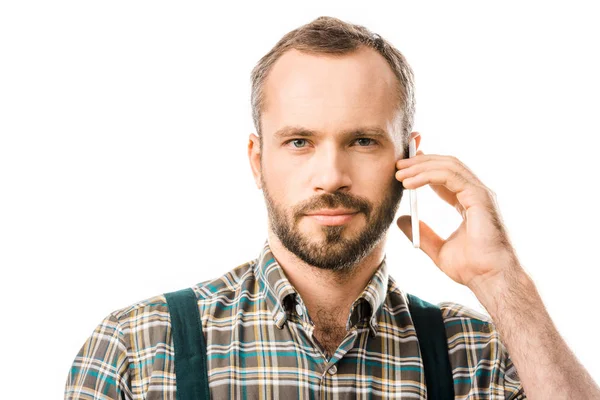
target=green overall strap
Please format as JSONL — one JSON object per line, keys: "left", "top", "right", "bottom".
{"left": 164, "top": 288, "right": 210, "bottom": 400}
{"left": 407, "top": 293, "right": 455, "bottom": 400}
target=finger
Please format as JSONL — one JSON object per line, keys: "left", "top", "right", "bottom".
{"left": 397, "top": 157, "right": 480, "bottom": 186}
{"left": 396, "top": 153, "right": 437, "bottom": 168}
{"left": 401, "top": 169, "right": 488, "bottom": 211}
{"left": 395, "top": 159, "right": 457, "bottom": 179}
{"left": 396, "top": 154, "right": 479, "bottom": 180}
{"left": 401, "top": 168, "right": 467, "bottom": 190}
{"left": 396, "top": 160, "right": 466, "bottom": 215}
{"left": 431, "top": 183, "right": 467, "bottom": 218}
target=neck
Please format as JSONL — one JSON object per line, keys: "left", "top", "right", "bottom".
{"left": 266, "top": 231, "right": 387, "bottom": 317}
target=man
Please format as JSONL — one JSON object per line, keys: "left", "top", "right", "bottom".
{"left": 65, "top": 16, "right": 600, "bottom": 399}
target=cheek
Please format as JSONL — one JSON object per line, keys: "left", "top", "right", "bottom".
{"left": 358, "top": 165, "right": 399, "bottom": 203}
{"left": 356, "top": 161, "right": 394, "bottom": 186}
{"left": 263, "top": 165, "right": 300, "bottom": 207}
{"left": 267, "top": 163, "right": 298, "bottom": 192}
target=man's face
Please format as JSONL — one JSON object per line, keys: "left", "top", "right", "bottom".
{"left": 256, "top": 47, "right": 406, "bottom": 274}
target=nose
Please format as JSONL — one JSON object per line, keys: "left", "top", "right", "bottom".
{"left": 311, "top": 145, "right": 352, "bottom": 193}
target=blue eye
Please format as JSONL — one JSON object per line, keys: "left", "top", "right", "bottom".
{"left": 290, "top": 139, "right": 307, "bottom": 148}
{"left": 284, "top": 138, "right": 378, "bottom": 149}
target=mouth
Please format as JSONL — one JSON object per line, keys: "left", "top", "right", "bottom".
{"left": 305, "top": 209, "right": 358, "bottom": 216}
{"left": 306, "top": 211, "right": 359, "bottom": 226}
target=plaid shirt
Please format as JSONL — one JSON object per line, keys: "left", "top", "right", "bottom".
{"left": 65, "top": 239, "right": 525, "bottom": 399}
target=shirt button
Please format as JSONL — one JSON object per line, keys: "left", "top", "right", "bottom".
{"left": 328, "top": 365, "right": 337, "bottom": 375}
{"left": 295, "top": 304, "right": 303, "bottom": 316}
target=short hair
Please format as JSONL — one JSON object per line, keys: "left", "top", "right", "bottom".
{"left": 250, "top": 16, "right": 416, "bottom": 152}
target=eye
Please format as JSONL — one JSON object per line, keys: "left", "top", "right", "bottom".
{"left": 284, "top": 138, "right": 379, "bottom": 149}
{"left": 288, "top": 139, "right": 308, "bottom": 148}
{"left": 355, "top": 138, "right": 377, "bottom": 147}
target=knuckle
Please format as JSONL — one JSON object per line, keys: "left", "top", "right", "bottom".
{"left": 452, "top": 169, "right": 465, "bottom": 182}
{"left": 450, "top": 155, "right": 462, "bottom": 166}
{"left": 484, "top": 187, "right": 498, "bottom": 206}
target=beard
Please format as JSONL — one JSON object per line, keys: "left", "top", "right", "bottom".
{"left": 261, "top": 169, "right": 404, "bottom": 276}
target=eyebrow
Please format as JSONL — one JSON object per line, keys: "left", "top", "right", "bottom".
{"left": 273, "top": 126, "right": 390, "bottom": 141}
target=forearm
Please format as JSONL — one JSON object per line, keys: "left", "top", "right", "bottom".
{"left": 470, "top": 267, "right": 600, "bottom": 400}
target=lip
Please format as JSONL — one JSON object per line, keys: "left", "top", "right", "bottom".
{"left": 306, "top": 211, "right": 358, "bottom": 226}
{"left": 306, "top": 209, "right": 358, "bottom": 216}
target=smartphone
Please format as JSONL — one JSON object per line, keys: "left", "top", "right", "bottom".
{"left": 408, "top": 138, "right": 420, "bottom": 249}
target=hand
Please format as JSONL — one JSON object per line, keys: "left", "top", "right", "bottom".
{"left": 395, "top": 149, "right": 521, "bottom": 290}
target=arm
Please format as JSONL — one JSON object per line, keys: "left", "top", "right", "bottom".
{"left": 65, "top": 313, "right": 131, "bottom": 400}
{"left": 470, "top": 266, "right": 600, "bottom": 400}
{"left": 394, "top": 149, "right": 599, "bottom": 398}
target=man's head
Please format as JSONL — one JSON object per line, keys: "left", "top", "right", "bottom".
{"left": 248, "top": 16, "right": 420, "bottom": 276}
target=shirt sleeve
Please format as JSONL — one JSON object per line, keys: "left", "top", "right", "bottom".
{"left": 64, "top": 313, "right": 131, "bottom": 400}
{"left": 503, "top": 345, "right": 527, "bottom": 400}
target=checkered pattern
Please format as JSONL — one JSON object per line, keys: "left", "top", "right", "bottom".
{"left": 65, "top": 239, "right": 525, "bottom": 399}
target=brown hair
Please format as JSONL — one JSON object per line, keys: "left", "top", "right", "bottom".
{"left": 250, "top": 16, "right": 416, "bottom": 153}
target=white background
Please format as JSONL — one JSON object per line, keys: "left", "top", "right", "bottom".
{"left": 1, "top": 1, "right": 599, "bottom": 397}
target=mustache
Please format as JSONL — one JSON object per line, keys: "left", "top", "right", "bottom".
{"left": 295, "top": 173, "right": 403, "bottom": 218}
{"left": 296, "top": 192, "right": 370, "bottom": 217}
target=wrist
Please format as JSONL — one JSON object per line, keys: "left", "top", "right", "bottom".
{"left": 469, "top": 266, "right": 534, "bottom": 313}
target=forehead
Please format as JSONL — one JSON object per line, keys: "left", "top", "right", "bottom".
{"left": 261, "top": 47, "right": 400, "bottom": 137}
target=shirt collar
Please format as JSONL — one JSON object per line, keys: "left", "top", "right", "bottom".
{"left": 254, "top": 238, "right": 389, "bottom": 337}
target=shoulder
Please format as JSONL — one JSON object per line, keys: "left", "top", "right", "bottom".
{"left": 109, "top": 259, "right": 258, "bottom": 331}
{"left": 437, "top": 300, "right": 497, "bottom": 338}
{"left": 438, "top": 300, "right": 494, "bottom": 326}
{"left": 192, "top": 259, "right": 257, "bottom": 302}
{"left": 436, "top": 300, "right": 506, "bottom": 364}
{"left": 65, "top": 259, "right": 259, "bottom": 397}
{"left": 437, "top": 301, "right": 525, "bottom": 397}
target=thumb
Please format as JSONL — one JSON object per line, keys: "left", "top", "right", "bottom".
{"left": 396, "top": 215, "right": 443, "bottom": 266}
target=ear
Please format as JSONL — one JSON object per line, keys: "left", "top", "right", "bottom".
{"left": 248, "top": 133, "right": 262, "bottom": 190}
